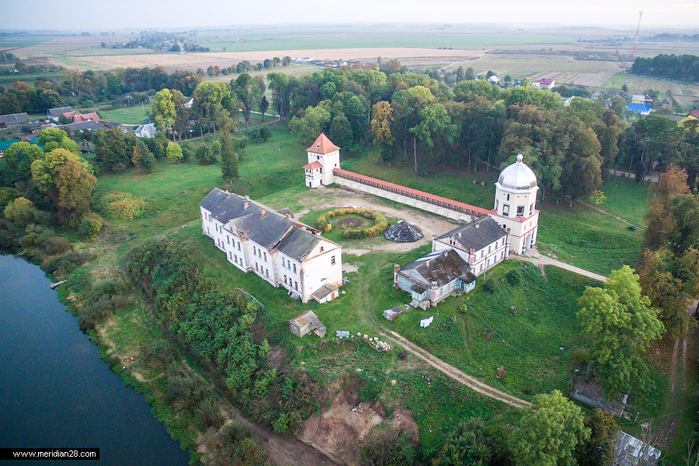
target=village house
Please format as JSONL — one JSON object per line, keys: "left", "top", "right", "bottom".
{"left": 0, "top": 112, "right": 29, "bottom": 129}
{"left": 47, "top": 106, "right": 73, "bottom": 121}
{"left": 134, "top": 123, "right": 157, "bottom": 138}
{"left": 200, "top": 188, "right": 343, "bottom": 304}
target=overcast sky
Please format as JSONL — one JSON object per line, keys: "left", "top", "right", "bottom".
{"left": 1, "top": 0, "right": 698, "bottom": 30}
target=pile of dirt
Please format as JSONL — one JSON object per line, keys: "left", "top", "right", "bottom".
{"left": 299, "top": 377, "right": 418, "bottom": 466}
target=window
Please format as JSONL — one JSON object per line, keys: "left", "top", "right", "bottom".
{"left": 237, "top": 242, "right": 241, "bottom": 251}
{"left": 227, "top": 236, "right": 230, "bottom": 245}
{"left": 293, "top": 264, "right": 296, "bottom": 273}
{"left": 266, "top": 268, "right": 269, "bottom": 277}
{"left": 529, "top": 204, "right": 534, "bottom": 215}
{"left": 517, "top": 206, "right": 524, "bottom": 217}
{"left": 253, "top": 246, "right": 256, "bottom": 255}
{"left": 282, "top": 258, "right": 285, "bottom": 268}
{"left": 506, "top": 194, "right": 510, "bottom": 201}
{"left": 295, "top": 281, "right": 298, "bottom": 290}
{"left": 263, "top": 252, "right": 267, "bottom": 261}
{"left": 284, "top": 275, "right": 287, "bottom": 284}
{"left": 331, "top": 255, "right": 336, "bottom": 265}
{"left": 255, "top": 263, "right": 258, "bottom": 271}
{"left": 320, "top": 246, "right": 324, "bottom": 253}
{"left": 495, "top": 199, "right": 499, "bottom": 209}
{"left": 503, "top": 204, "right": 510, "bottom": 215}
{"left": 488, "top": 245, "right": 491, "bottom": 253}
{"left": 480, "top": 251, "right": 483, "bottom": 258}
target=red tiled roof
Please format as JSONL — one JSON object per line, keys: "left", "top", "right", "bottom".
{"left": 332, "top": 168, "right": 492, "bottom": 216}
{"left": 73, "top": 113, "right": 100, "bottom": 123}
{"left": 540, "top": 78, "right": 554, "bottom": 85}
{"left": 306, "top": 133, "right": 340, "bottom": 154}
{"left": 692, "top": 110, "right": 699, "bottom": 119}
{"left": 303, "top": 161, "right": 322, "bottom": 170}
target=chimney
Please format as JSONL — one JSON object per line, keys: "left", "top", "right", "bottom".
{"left": 393, "top": 264, "right": 400, "bottom": 288}
{"left": 285, "top": 214, "right": 292, "bottom": 220}
{"left": 260, "top": 210, "right": 266, "bottom": 218}
{"left": 243, "top": 202, "right": 249, "bottom": 209}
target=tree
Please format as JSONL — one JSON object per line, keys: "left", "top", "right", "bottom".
{"left": 259, "top": 95, "right": 269, "bottom": 122}
{"left": 328, "top": 114, "right": 353, "bottom": 149}
{"left": 509, "top": 390, "right": 590, "bottom": 466}
{"left": 578, "top": 266, "right": 664, "bottom": 395}
{"left": 574, "top": 409, "right": 617, "bottom": 466}
{"left": 219, "top": 133, "right": 241, "bottom": 181}
{"left": 94, "top": 127, "right": 137, "bottom": 172}
{"left": 132, "top": 142, "right": 156, "bottom": 174}
{"left": 150, "top": 88, "right": 177, "bottom": 138}
{"left": 31, "top": 148, "right": 96, "bottom": 226}
{"left": 639, "top": 249, "right": 691, "bottom": 337}
{"left": 233, "top": 74, "right": 265, "bottom": 130}
{"left": 2, "top": 141, "right": 44, "bottom": 183}
{"left": 38, "top": 127, "right": 80, "bottom": 155}
{"left": 435, "top": 418, "right": 493, "bottom": 466}
{"left": 289, "top": 104, "right": 331, "bottom": 145}
{"left": 645, "top": 166, "right": 691, "bottom": 251}
{"left": 193, "top": 81, "right": 233, "bottom": 136}
{"left": 166, "top": 141, "right": 183, "bottom": 163}
{"left": 409, "top": 102, "right": 456, "bottom": 172}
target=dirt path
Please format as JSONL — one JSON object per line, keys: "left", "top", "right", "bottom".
{"left": 514, "top": 250, "right": 608, "bottom": 282}
{"left": 576, "top": 199, "right": 643, "bottom": 230}
{"left": 292, "top": 187, "right": 459, "bottom": 256}
{"left": 379, "top": 328, "right": 531, "bottom": 410}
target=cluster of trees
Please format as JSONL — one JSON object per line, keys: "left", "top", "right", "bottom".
{"left": 433, "top": 399, "right": 617, "bottom": 466}
{"left": 0, "top": 80, "right": 62, "bottom": 115}
{"left": 122, "top": 239, "right": 322, "bottom": 435}
{"left": 93, "top": 127, "right": 174, "bottom": 173}
{"left": 632, "top": 54, "right": 699, "bottom": 82}
{"left": 640, "top": 166, "right": 699, "bottom": 336}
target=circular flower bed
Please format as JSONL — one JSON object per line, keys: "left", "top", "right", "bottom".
{"left": 316, "top": 208, "right": 388, "bottom": 240}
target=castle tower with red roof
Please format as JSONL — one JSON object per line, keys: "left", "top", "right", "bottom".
{"left": 303, "top": 133, "right": 340, "bottom": 188}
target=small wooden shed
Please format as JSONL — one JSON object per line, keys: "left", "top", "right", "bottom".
{"left": 289, "top": 310, "right": 326, "bottom": 338}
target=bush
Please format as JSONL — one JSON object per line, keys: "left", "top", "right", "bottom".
{"left": 80, "top": 213, "right": 103, "bottom": 238}
{"left": 100, "top": 192, "right": 147, "bottom": 220}
{"left": 195, "top": 394, "right": 224, "bottom": 429}
{"left": 248, "top": 126, "right": 271, "bottom": 143}
{"left": 140, "top": 339, "right": 177, "bottom": 367}
{"left": 505, "top": 269, "right": 522, "bottom": 286}
{"left": 482, "top": 278, "right": 496, "bottom": 293}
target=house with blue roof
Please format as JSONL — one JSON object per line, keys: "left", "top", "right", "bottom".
{"left": 627, "top": 102, "right": 651, "bottom": 116}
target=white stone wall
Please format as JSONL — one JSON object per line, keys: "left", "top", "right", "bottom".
{"left": 333, "top": 177, "right": 474, "bottom": 222}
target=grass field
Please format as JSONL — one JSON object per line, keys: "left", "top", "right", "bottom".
{"left": 97, "top": 104, "right": 152, "bottom": 125}
{"left": 81, "top": 116, "right": 680, "bottom": 461}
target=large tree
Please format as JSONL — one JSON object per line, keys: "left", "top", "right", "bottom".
{"left": 31, "top": 148, "right": 96, "bottom": 226}
{"left": 578, "top": 266, "right": 664, "bottom": 395}
{"left": 150, "top": 88, "right": 177, "bottom": 138}
{"left": 233, "top": 74, "right": 265, "bottom": 130}
{"left": 509, "top": 390, "right": 590, "bottom": 466}
{"left": 2, "top": 141, "right": 44, "bottom": 183}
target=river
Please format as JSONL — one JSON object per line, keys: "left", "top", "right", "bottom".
{"left": 0, "top": 255, "right": 191, "bottom": 465}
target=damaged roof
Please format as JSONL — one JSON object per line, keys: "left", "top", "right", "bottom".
{"left": 400, "top": 249, "right": 475, "bottom": 288}
{"left": 437, "top": 217, "right": 507, "bottom": 252}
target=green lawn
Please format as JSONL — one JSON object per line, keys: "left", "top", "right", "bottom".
{"left": 98, "top": 104, "right": 152, "bottom": 125}
{"left": 87, "top": 123, "right": 675, "bottom": 461}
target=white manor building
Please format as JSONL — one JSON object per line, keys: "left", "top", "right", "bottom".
{"left": 200, "top": 188, "right": 343, "bottom": 304}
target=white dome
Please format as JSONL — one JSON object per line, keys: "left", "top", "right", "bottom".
{"left": 497, "top": 154, "right": 537, "bottom": 191}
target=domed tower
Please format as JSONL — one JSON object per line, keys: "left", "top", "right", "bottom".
{"left": 490, "top": 154, "right": 539, "bottom": 254}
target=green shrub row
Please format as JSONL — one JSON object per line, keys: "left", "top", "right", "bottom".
{"left": 315, "top": 207, "right": 388, "bottom": 239}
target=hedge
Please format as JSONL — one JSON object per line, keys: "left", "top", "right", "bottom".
{"left": 316, "top": 207, "right": 388, "bottom": 240}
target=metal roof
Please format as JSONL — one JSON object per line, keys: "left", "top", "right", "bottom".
{"left": 436, "top": 217, "right": 507, "bottom": 252}
{"left": 400, "top": 249, "right": 475, "bottom": 288}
